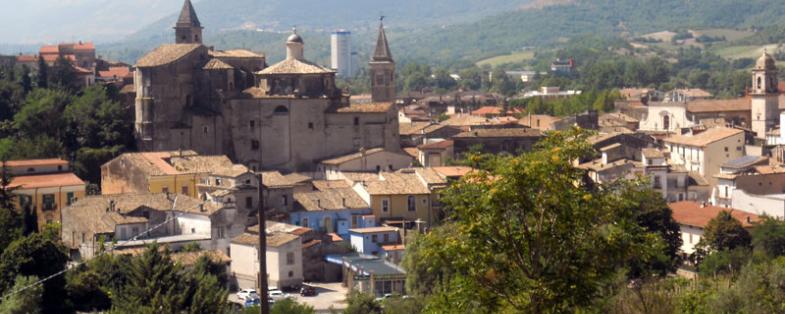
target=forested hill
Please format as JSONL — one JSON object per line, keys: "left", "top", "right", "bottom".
{"left": 396, "top": 0, "right": 785, "bottom": 64}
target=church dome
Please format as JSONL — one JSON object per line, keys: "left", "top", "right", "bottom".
{"left": 756, "top": 51, "right": 777, "bottom": 70}
{"left": 287, "top": 32, "right": 303, "bottom": 44}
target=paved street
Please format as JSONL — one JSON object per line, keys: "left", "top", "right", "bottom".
{"left": 228, "top": 282, "right": 348, "bottom": 313}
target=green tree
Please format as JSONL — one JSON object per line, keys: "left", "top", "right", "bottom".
{"left": 112, "top": 244, "right": 187, "bottom": 313}
{"left": 49, "top": 56, "right": 76, "bottom": 91}
{"left": 621, "top": 188, "right": 682, "bottom": 278}
{"left": 417, "top": 128, "right": 665, "bottom": 312}
{"left": 0, "top": 275, "right": 42, "bottom": 314}
{"left": 0, "top": 163, "right": 22, "bottom": 253}
{"left": 269, "top": 298, "right": 315, "bottom": 314}
{"left": 19, "top": 65, "right": 32, "bottom": 95}
{"left": 382, "top": 296, "right": 423, "bottom": 314}
{"left": 695, "top": 211, "right": 752, "bottom": 260}
{"left": 64, "top": 86, "right": 133, "bottom": 149}
{"left": 0, "top": 231, "right": 69, "bottom": 313}
{"left": 36, "top": 58, "right": 47, "bottom": 89}
{"left": 14, "top": 89, "right": 71, "bottom": 140}
{"left": 751, "top": 217, "right": 785, "bottom": 258}
{"left": 0, "top": 80, "right": 24, "bottom": 121}
{"left": 345, "top": 291, "right": 381, "bottom": 314}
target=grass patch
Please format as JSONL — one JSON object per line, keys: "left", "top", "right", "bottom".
{"left": 476, "top": 51, "right": 535, "bottom": 67}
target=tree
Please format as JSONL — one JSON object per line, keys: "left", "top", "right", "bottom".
{"left": 344, "top": 291, "right": 381, "bottom": 314}
{"left": 382, "top": 296, "right": 423, "bottom": 314}
{"left": 19, "top": 65, "right": 32, "bottom": 95}
{"left": 695, "top": 211, "right": 752, "bottom": 258}
{"left": 112, "top": 244, "right": 187, "bottom": 313}
{"left": 0, "top": 275, "right": 42, "bottom": 314}
{"left": 751, "top": 217, "right": 785, "bottom": 258}
{"left": 0, "top": 231, "right": 69, "bottom": 313}
{"left": 0, "top": 163, "right": 22, "bottom": 253}
{"left": 620, "top": 188, "right": 682, "bottom": 278}
{"left": 415, "top": 128, "right": 665, "bottom": 312}
{"left": 0, "top": 80, "right": 23, "bottom": 121}
{"left": 269, "top": 298, "right": 315, "bottom": 314}
{"left": 14, "top": 89, "right": 71, "bottom": 140}
{"left": 36, "top": 58, "right": 47, "bottom": 89}
{"left": 49, "top": 56, "right": 76, "bottom": 91}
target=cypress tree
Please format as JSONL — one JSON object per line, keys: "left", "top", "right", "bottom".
{"left": 36, "top": 57, "right": 47, "bottom": 89}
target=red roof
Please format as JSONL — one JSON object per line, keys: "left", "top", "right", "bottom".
{"left": 15, "top": 55, "right": 38, "bottom": 63}
{"left": 472, "top": 106, "right": 503, "bottom": 116}
{"left": 418, "top": 140, "right": 453, "bottom": 150}
{"left": 39, "top": 45, "right": 59, "bottom": 54}
{"left": 73, "top": 42, "right": 95, "bottom": 51}
{"left": 9, "top": 172, "right": 86, "bottom": 189}
{"left": 2, "top": 158, "right": 68, "bottom": 168}
{"left": 98, "top": 66, "right": 132, "bottom": 79}
{"left": 327, "top": 233, "right": 343, "bottom": 242}
{"left": 669, "top": 201, "right": 760, "bottom": 229}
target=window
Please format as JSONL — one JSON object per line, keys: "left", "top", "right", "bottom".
{"left": 372, "top": 234, "right": 378, "bottom": 243}
{"left": 724, "top": 147, "right": 728, "bottom": 152}
{"left": 286, "top": 252, "right": 295, "bottom": 265}
{"left": 288, "top": 271, "right": 294, "bottom": 278}
{"left": 407, "top": 196, "right": 416, "bottom": 211}
{"left": 132, "top": 227, "right": 139, "bottom": 236}
{"left": 354, "top": 117, "right": 360, "bottom": 126}
{"left": 282, "top": 195, "right": 288, "bottom": 206}
{"left": 308, "top": 122, "right": 314, "bottom": 129}
{"left": 352, "top": 215, "right": 359, "bottom": 228}
{"left": 382, "top": 199, "right": 389, "bottom": 212}
{"left": 388, "top": 165, "right": 393, "bottom": 171}
{"left": 218, "top": 227, "right": 225, "bottom": 239}
{"left": 215, "top": 178, "right": 222, "bottom": 186}
{"left": 250, "top": 120, "right": 255, "bottom": 130}
{"left": 162, "top": 187, "right": 169, "bottom": 194}
{"left": 203, "top": 125, "right": 209, "bottom": 134}
{"left": 191, "top": 228, "right": 196, "bottom": 234}
{"left": 383, "top": 233, "right": 389, "bottom": 243}
{"left": 301, "top": 217, "right": 309, "bottom": 227}
{"left": 245, "top": 197, "right": 253, "bottom": 209}
{"left": 66, "top": 192, "right": 75, "bottom": 206}
{"left": 81, "top": 233, "right": 85, "bottom": 243}
{"left": 181, "top": 186, "right": 189, "bottom": 195}
{"left": 274, "top": 106, "right": 289, "bottom": 115}
{"left": 375, "top": 165, "right": 381, "bottom": 172}
{"left": 251, "top": 140, "right": 260, "bottom": 150}
{"left": 42, "top": 194, "right": 56, "bottom": 210}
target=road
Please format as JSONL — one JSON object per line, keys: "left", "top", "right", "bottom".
{"left": 228, "top": 282, "right": 348, "bottom": 313}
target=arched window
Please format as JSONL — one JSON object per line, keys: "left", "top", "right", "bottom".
{"left": 274, "top": 105, "right": 289, "bottom": 115}
{"left": 757, "top": 77, "right": 763, "bottom": 90}
{"left": 662, "top": 115, "right": 670, "bottom": 130}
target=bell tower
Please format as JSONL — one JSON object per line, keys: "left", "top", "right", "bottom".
{"left": 369, "top": 17, "right": 395, "bottom": 103}
{"left": 751, "top": 51, "right": 779, "bottom": 139}
{"left": 174, "top": 0, "right": 203, "bottom": 44}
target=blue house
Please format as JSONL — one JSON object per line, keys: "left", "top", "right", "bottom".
{"left": 290, "top": 188, "right": 373, "bottom": 238}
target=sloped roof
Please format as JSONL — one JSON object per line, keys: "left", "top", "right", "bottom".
{"left": 332, "top": 103, "right": 393, "bottom": 113}
{"left": 169, "top": 155, "right": 249, "bottom": 177}
{"left": 311, "top": 180, "right": 351, "bottom": 191}
{"left": 686, "top": 98, "right": 749, "bottom": 113}
{"left": 364, "top": 172, "right": 430, "bottom": 195}
{"left": 176, "top": 0, "right": 201, "bottom": 27}
{"left": 10, "top": 173, "right": 85, "bottom": 189}
{"left": 257, "top": 58, "right": 333, "bottom": 75}
{"left": 136, "top": 44, "right": 202, "bottom": 68}
{"left": 321, "top": 148, "right": 386, "bottom": 166}
{"left": 371, "top": 22, "right": 393, "bottom": 63}
{"left": 209, "top": 49, "right": 264, "bottom": 58}
{"left": 2, "top": 158, "right": 68, "bottom": 168}
{"left": 454, "top": 128, "right": 542, "bottom": 138}
{"left": 663, "top": 127, "right": 744, "bottom": 147}
{"left": 294, "top": 188, "right": 368, "bottom": 211}
{"left": 231, "top": 232, "right": 299, "bottom": 248}
{"left": 260, "top": 171, "right": 311, "bottom": 188}
{"left": 418, "top": 140, "right": 453, "bottom": 150}
{"left": 669, "top": 201, "right": 760, "bottom": 229}
{"left": 399, "top": 122, "right": 432, "bottom": 135}
{"left": 202, "top": 58, "right": 234, "bottom": 70}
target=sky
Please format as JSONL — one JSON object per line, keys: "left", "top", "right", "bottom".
{"left": 0, "top": 0, "right": 181, "bottom": 44}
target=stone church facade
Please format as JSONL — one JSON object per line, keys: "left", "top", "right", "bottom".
{"left": 134, "top": 0, "right": 400, "bottom": 172}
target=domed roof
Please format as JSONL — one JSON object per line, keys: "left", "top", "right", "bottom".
{"left": 287, "top": 28, "right": 303, "bottom": 44}
{"left": 756, "top": 51, "right": 777, "bottom": 70}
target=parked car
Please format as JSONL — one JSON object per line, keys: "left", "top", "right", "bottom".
{"left": 243, "top": 297, "right": 260, "bottom": 308}
{"left": 236, "top": 289, "right": 259, "bottom": 301}
{"left": 375, "top": 293, "right": 393, "bottom": 303}
{"left": 268, "top": 288, "right": 287, "bottom": 300}
{"left": 300, "top": 285, "right": 317, "bottom": 297}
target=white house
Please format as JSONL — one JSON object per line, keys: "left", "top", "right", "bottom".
{"left": 349, "top": 226, "right": 401, "bottom": 256}
{"left": 663, "top": 127, "right": 745, "bottom": 186}
{"left": 318, "top": 148, "right": 413, "bottom": 180}
{"left": 230, "top": 232, "right": 303, "bottom": 290}
{"left": 669, "top": 201, "right": 760, "bottom": 257}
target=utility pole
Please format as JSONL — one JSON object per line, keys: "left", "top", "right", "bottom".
{"left": 257, "top": 173, "right": 269, "bottom": 314}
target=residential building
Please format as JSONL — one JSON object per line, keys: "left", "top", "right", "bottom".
{"left": 713, "top": 156, "right": 771, "bottom": 207}
{"left": 452, "top": 128, "right": 543, "bottom": 159}
{"left": 345, "top": 170, "right": 438, "bottom": 227}
{"left": 328, "top": 254, "right": 406, "bottom": 297}
{"left": 577, "top": 144, "right": 641, "bottom": 185}
{"left": 669, "top": 201, "right": 760, "bottom": 257}
{"left": 349, "top": 226, "right": 401, "bottom": 256}
{"left": 318, "top": 148, "right": 413, "bottom": 180}
{"left": 418, "top": 140, "right": 454, "bottom": 167}
{"left": 550, "top": 58, "right": 575, "bottom": 74}
{"left": 61, "top": 193, "right": 243, "bottom": 260}
{"left": 102, "top": 151, "right": 259, "bottom": 218}
{"left": 291, "top": 187, "right": 373, "bottom": 237}
{"left": 599, "top": 112, "right": 639, "bottom": 132}
{"left": 259, "top": 171, "right": 311, "bottom": 215}
{"left": 230, "top": 231, "right": 303, "bottom": 290}
{"left": 4, "top": 159, "right": 86, "bottom": 230}
{"left": 663, "top": 127, "right": 746, "bottom": 185}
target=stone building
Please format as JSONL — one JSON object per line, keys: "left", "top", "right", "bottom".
{"left": 134, "top": 1, "right": 400, "bottom": 172}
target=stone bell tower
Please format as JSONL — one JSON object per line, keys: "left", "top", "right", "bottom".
{"left": 369, "top": 18, "right": 395, "bottom": 103}
{"left": 174, "top": 0, "right": 203, "bottom": 44}
{"left": 751, "top": 51, "right": 779, "bottom": 139}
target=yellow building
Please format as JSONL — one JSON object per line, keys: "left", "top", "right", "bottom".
{"left": 101, "top": 151, "right": 201, "bottom": 197}
{"left": 4, "top": 159, "right": 86, "bottom": 229}
{"left": 345, "top": 168, "right": 448, "bottom": 228}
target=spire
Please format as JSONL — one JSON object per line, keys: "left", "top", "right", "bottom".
{"left": 372, "top": 19, "right": 393, "bottom": 63}
{"left": 176, "top": 0, "right": 201, "bottom": 28}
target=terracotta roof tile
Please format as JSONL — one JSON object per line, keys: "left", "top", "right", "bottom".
{"left": 209, "top": 49, "right": 264, "bottom": 58}
{"left": 669, "top": 201, "right": 760, "bottom": 228}
{"left": 686, "top": 98, "right": 749, "bottom": 113}
{"left": 9, "top": 173, "right": 85, "bottom": 189}
{"left": 136, "top": 44, "right": 202, "bottom": 68}
{"left": 202, "top": 58, "right": 234, "bottom": 70}
{"left": 294, "top": 188, "right": 368, "bottom": 211}
{"left": 321, "top": 148, "right": 385, "bottom": 165}
{"left": 2, "top": 158, "right": 68, "bottom": 168}
{"left": 418, "top": 140, "right": 453, "bottom": 150}
{"left": 454, "top": 128, "right": 542, "bottom": 138}
{"left": 258, "top": 58, "right": 333, "bottom": 75}
{"left": 432, "top": 166, "right": 474, "bottom": 178}
{"left": 231, "top": 232, "right": 299, "bottom": 248}
{"left": 333, "top": 103, "right": 393, "bottom": 113}
{"left": 664, "top": 127, "right": 744, "bottom": 147}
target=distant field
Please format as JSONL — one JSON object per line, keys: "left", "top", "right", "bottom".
{"left": 476, "top": 51, "right": 535, "bottom": 67}
{"left": 714, "top": 44, "right": 779, "bottom": 60}
{"left": 692, "top": 28, "right": 755, "bottom": 42}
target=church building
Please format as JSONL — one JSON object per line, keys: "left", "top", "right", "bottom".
{"left": 133, "top": 0, "right": 400, "bottom": 172}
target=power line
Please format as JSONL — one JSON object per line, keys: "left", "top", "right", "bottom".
{"left": 1, "top": 195, "right": 183, "bottom": 300}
